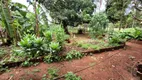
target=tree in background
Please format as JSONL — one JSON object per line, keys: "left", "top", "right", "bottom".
{"left": 39, "top": 0, "right": 95, "bottom": 34}
{"left": 133, "top": 0, "right": 142, "bottom": 24}
{"left": 106, "top": 0, "right": 131, "bottom": 29}
{"left": 106, "top": 0, "right": 130, "bottom": 22}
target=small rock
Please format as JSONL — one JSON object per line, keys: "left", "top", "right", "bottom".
{"left": 129, "top": 55, "right": 135, "bottom": 61}
{"left": 16, "top": 71, "right": 19, "bottom": 74}
{"left": 112, "top": 65, "right": 115, "bottom": 68}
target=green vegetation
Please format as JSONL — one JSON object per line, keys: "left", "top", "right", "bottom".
{"left": 39, "top": 0, "right": 95, "bottom": 34}
{"left": 47, "top": 67, "right": 59, "bottom": 79}
{"left": 77, "top": 42, "right": 101, "bottom": 50}
{"left": 66, "top": 50, "right": 84, "bottom": 60}
{"left": 0, "top": 49, "right": 7, "bottom": 59}
{"left": 89, "top": 13, "right": 109, "bottom": 38}
{"left": 65, "top": 72, "right": 82, "bottom": 80}
{"left": 43, "top": 54, "right": 61, "bottom": 63}
{"left": 0, "top": 0, "right": 142, "bottom": 77}
{"left": 21, "top": 61, "right": 33, "bottom": 67}
{"left": 120, "top": 28, "right": 142, "bottom": 40}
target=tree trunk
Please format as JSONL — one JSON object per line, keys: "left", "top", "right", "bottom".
{"left": 34, "top": 0, "right": 39, "bottom": 37}
{"left": 62, "top": 20, "right": 70, "bottom": 35}
{"left": 4, "top": 0, "right": 13, "bottom": 45}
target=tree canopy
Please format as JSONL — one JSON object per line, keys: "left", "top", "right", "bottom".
{"left": 40, "top": 0, "right": 95, "bottom": 34}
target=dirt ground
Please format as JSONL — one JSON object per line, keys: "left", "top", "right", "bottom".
{"left": 0, "top": 41, "right": 142, "bottom": 80}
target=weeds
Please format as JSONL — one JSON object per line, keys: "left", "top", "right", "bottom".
{"left": 66, "top": 50, "right": 84, "bottom": 60}
{"left": 65, "top": 72, "right": 81, "bottom": 80}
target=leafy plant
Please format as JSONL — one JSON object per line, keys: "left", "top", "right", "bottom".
{"left": 44, "top": 54, "right": 61, "bottom": 63}
{"left": 52, "top": 25, "right": 69, "bottom": 46}
{"left": 0, "top": 49, "right": 6, "bottom": 59}
{"left": 43, "top": 25, "right": 68, "bottom": 53}
{"left": 77, "top": 42, "right": 101, "bottom": 50}
{"left": 108, "top": 32, "right": 126, "bottom": 45}
{"left": 115, "top": 28, "right": 142, "bottom": 41}
{"left": 18, "top": 34, "right": 44, "bottom": 57}
{"left": 47, "top": 67, "right": 59, "bottom": 79}
{"left": 65, "top": 72, "right": 81, "bottom": 80}
{"left": 43, "top": 31, "right": 52, "bottom": 42}
{"left": 130, "top": 28, "right": 142, "bottom": 40}
{"left": 21, "top": 61, "right": 33, "bottom": 67}
{"left": 89, "top": 12, "right": 109, "bottom": 38}
{"left": 0, "top": 66, "right": 8, "bottom": 73}
{"left": 49, "top": 42, "right": 61, "bottom": 54}
{"left": 66, "top": 50, "right": 83, "bottom": 60}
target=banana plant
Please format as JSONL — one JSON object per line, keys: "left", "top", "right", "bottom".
{"left": 0, "top": 0, "right": 15, "bottom": 44}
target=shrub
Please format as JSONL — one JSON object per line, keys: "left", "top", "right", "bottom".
{"left": 66, "top": 50, "right": 83, "bottom": 60}
{"left": 21, "top": 61, "right": 33, "bottom": 67}
{"left": 18, "top": 34, "right": 44, "bottom": 57}
{"left": 89, "top": 13, "right": 109, "bottom": 38}
{"left": 53, "top": 26, "right": 69, "bottom": 46}
{"left": 43, "top": 31, "right": 52, "bottom": 43}
{"left": 108, "top": 32, "right": 126, "bottom": 45}
{"left": 49, "top": 42, "right": 61, "bottom": 54}
{"left": 16, "top": 25, "right": 68, "bottom": 60}
{"left": 43, "top": 25, "right": 69, "bottom": 48}
{"left": 44, "top": 54, "right": 61, "bottom": 63}
{"left": 117, "top": 28, "right": 142, "bottom": 41}
{"left": 129, "top": 28, "right": 142, "bottom": 40}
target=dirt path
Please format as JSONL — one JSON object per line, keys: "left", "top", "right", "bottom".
{"left": 0, "top": 42, "right": 142, "bottom": 80}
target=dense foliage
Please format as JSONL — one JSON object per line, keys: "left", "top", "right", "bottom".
{"left": 17, "top": 25, "right": 68, "bottom": 58}
{"left": 39, "top": 0, "right": 95, "bottom": 34}
{"left": 89, "top": 13, "right": 109, "bottom": 38}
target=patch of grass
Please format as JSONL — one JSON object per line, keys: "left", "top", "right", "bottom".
{"left": 77, "top": 42, "right": 101, "bottom": 50}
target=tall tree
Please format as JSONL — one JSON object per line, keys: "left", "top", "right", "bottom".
{"left": 33, "top": 0, "right": 39, "bottom": 37}
{"left": 39, "top": 0, "right": 95, "bottom": 34}
{"left": 106, "top": 0, "right": 130, "bottom": 22}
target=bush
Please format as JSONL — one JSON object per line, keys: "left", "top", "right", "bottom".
{"left": 18, "top": 34, "right": 44, "bottom": 57}
{"left": 44, "top": 54, "right": 61, "bottom": 63}
{"left": 129, "top": 28, "right": 142, "bottom": 40}
{"left": 66, "top": 50, "right": 83, "bottom": 60}
{"left": 89, "top": 13, "right": 109, "bottom": 38}
{"left": 118, "top": 28, "right": 142, "bottom": 40}
{"left": 108, "top": 32, "right": 126, "bottom": 45}
{"left": 43, "top": 31, "right": 52, "bottom": 43}
{"left": 16, "top": 25, "right": 68, "bottom": 59}
{"left": 53, "top": 26, "right": 69, "bottom": 46}
{"left": 44, "top": 25, "right": 69, "bottom": 47}
{"left": 49, "top": 42, "right": 61, "bottom": 54}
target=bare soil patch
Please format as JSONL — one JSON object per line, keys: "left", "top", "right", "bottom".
{"left": 0, "top": 41, "right": 142, "bottom": 80}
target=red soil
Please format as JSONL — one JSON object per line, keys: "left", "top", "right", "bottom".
{"left": 0, "top": 41, "right": 142, "bottom": 80}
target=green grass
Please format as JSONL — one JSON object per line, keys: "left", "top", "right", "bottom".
{"left": 77, "top": 42, "right": 102, "bottom": 50}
